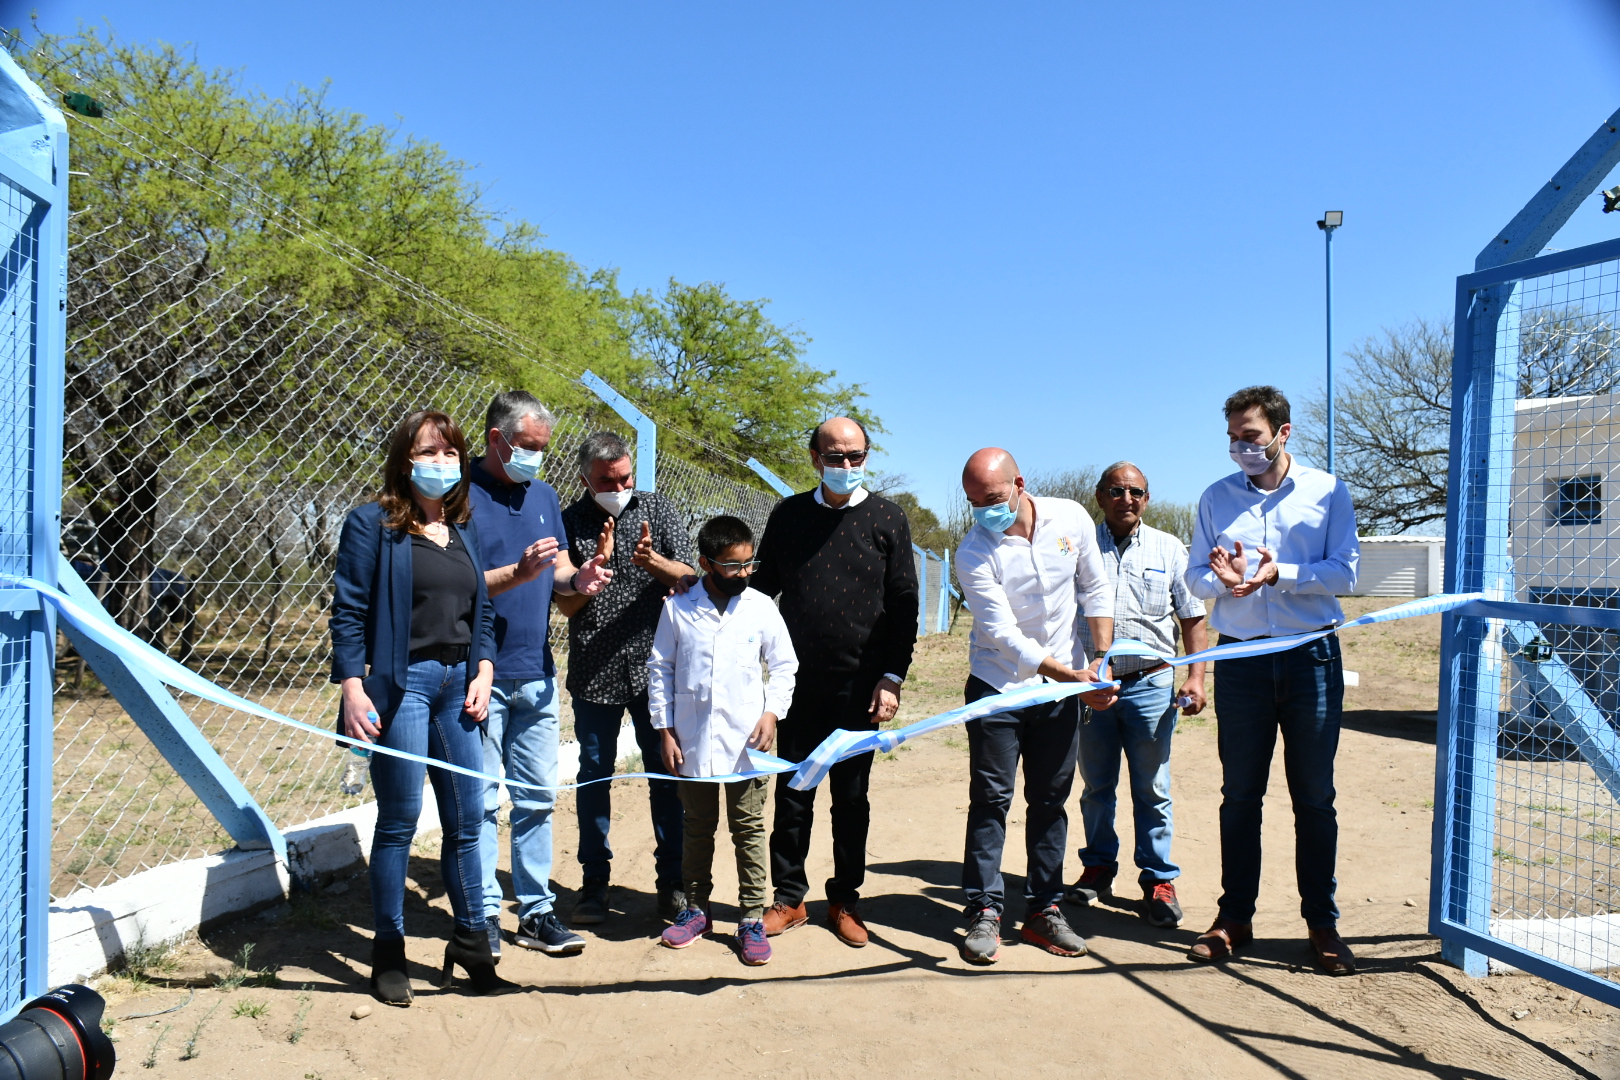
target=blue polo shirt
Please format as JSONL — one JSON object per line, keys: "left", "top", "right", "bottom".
{"left": 466, "top": 457, "right": 567, "bottom": 680}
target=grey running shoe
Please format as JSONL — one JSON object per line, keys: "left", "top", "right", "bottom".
{"left": 960, "top": 907, "right": 1002, "bottom": 965}
{"left": 571, "top": 878, "right": 609, "bottom": 925}
{"left": 1064, "top": 864, "right": 1116, "bottom": 906}
{"left": 1144, "top": 881, "right": 1183, "bottom": 928}
{"left": 657, "top": 886, "right": 688, "bottom": 924}
{"left": 514, "top": 911, "right": 586, "bottom": 955}
{"left": 485, "top": 914, "right": 503, "bottom": 961}
{"left": 1022, "top": 905, "right": 1088, "bottom": 957}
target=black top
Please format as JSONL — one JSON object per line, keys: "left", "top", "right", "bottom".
{"left": 561, "top": 491, "right": 696, "bottom": 704}
{"left": 408, "top": 530, "right": 478, "bottom": 653}
{"left": 750, "top": 491, "right": 919, "bottom": 679}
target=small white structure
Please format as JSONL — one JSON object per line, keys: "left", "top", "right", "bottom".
{"left": 1352, "top": 536, "right": 1445, "bottom": 597}
{"left": 1513, "top": 392, "right": 1620, "bottom": 602}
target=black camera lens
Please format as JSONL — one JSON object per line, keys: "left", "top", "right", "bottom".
{"left": 0, "top": 985, "right": 115, "bottom": 1080}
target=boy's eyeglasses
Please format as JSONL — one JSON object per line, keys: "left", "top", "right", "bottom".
{"left": 1106, "top": 486, "right": 1147, "bottom": 499}
{"left": 711, "top": 559, "right": 761, "bottom": 575}
{"left": 818, "top": 450, "right": 869, "bottom": 467}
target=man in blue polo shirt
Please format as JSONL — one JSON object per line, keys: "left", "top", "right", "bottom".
{"left": 469, "top": 390, "right": 612, "bottom": 958}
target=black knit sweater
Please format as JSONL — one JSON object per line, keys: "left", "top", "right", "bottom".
{"left": 750, "top": 491, "right": 919, "bottom": 680}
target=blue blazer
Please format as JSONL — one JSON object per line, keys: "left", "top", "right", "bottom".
{"left": 329, "top": 501, "right": 498, "bottom": 724}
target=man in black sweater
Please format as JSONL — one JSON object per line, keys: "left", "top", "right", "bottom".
{"left": 753, "top": 416, "right": 920, "bottom": 948}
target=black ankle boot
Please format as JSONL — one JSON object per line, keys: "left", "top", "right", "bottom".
{"left": 370, "top": 937, "right": 412, "bottom": 1006}
{"left": 440, "top": 924, "right": 519, "bottom": 995}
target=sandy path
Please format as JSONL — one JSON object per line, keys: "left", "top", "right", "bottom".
{"left": 104, "top": 705, "right": 1620, "bottom": 1080}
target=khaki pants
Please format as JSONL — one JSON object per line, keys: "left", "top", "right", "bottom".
{"left": 678, "top": 777, "right": 769, "bottom": 919}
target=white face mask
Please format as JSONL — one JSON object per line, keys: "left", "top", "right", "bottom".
{"left": 1229, "top": 433, "right": 1282, "bottom": 476}
{"left": 591, "top": 487, "right": 634, "bottom": 517}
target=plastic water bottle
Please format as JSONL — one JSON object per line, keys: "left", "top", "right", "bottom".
{"left": 1176, "top": 693, "right": 1195, "bottom": 710}
{"left": 340, "top": 711, "right": 376, "bottom": 796}
{"left": 350, "top": 711, "right": 378, "bottom": 759}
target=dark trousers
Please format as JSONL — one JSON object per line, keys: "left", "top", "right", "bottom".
{"left": 962, "top": 675, "right": 1080, "bottom": 917}
{"left": 770, "top": 674, "right": 879, "bottom": 907}
{"left": 573, "top": 690, "right": 684, "bottom": 890}
{"left": 1213, "top": 633, "right": 1344, "bottom": 928}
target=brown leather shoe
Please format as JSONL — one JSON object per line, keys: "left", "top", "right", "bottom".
{"left": 1187, "top": 916, "right": 1253, "bottom": 963}
{"left": 1308, "top": 927, "right": 1357, "bottom": 976}
{"left": 762, "top": 900, "right": 808, "bottom": 937}
{"left": 827, "top": 902, "right": 869, "bottom": 947}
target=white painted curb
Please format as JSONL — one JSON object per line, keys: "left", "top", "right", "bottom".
{"left": 47, "top": 724, "right": 642, "bottom": 985}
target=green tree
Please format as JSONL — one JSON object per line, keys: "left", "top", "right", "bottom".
{"left": 888, "top": 492, "right": 960, "bottom": 554}
{"left": 624, "top": 279, "right": 878, "bottom": 488}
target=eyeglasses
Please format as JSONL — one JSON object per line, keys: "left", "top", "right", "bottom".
{"left": 818, "top": 450, "right": 868, "bottom": 467}
{"left": 1106, "top": 486, "right": 1147, "bottom": 499}
{"left": 710, "top": 559, "right": 761, "bottom": 575}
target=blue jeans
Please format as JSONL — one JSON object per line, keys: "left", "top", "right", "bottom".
{"left": 573, "top": 691, "right": 684, "bottom": 889}
{"left": 369, "top": 659, "right": 485, "bottom": 939}
{"left": 1078, "top": 667, "right": 1180, "bottom": 885}
{"left": 962, "top": 676, "right": 1080, "bottom": 916}
{"left": 1213, "top": 633, "right": 1343, "bottom": 928}
{"left": 479, "top": 678, "right": 560, "bottom": 921}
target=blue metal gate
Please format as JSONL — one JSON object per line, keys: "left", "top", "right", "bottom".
{"left": 1436, "top": 231, "right": 1620, "bottom": 1003}
{"left": 0, "top": 52, "right": 67, "bottom": 1015}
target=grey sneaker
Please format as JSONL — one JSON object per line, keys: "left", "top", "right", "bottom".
{"left": 1064, "top": 864, "right": 1116, "bottom": 906}
{"left": 1022, "top": 905, "right": 1087, "bottom": 957}
{"left": 571, "top": 878, "right": 609, "bottom": 926}
{"left": 657, "top": 886, "right": 688, "bottom": 924}
{"left": 514, "top": 910, "right": 586, "bottom": 955}
{"left": 485, "top": 914, "right": 503, "bottom": 961}
{"left": 960, "top": 907, "right": 1002, "bottom": 965}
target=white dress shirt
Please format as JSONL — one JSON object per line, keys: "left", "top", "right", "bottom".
{"left": 647, "top": 585, "right": 799, "bottom": 777}
{"left": 1185, "top": 461, "right": 1360, "bottom": 640}
{"left": 812, "top": 485, "right": 869, "bottom": 508}
{"left": 955, "top": 495, "right": 1114, "bottom": 693}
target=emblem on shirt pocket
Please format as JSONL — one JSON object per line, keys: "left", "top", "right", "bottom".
{"left": 1058, "top": 536, "right": 1074, "bottom": 556}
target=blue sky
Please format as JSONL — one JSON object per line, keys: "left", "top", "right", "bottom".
{"left": 27, "top": 0, "right": 1620, "bottom": 519}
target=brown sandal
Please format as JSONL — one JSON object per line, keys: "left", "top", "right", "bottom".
{"left": 1188, "top": 918, "right": 1253, "bottom": 963}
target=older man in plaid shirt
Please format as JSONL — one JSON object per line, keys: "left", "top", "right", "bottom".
{"left": 1071, "top": 461, "right": 1208, "bottom": 928}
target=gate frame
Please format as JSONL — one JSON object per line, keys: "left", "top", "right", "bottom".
{"left": 1433, "top": 104, "right": 1620, "bottom": 1001}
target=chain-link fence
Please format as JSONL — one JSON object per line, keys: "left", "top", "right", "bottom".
{"left": 49, "top": 208, "right": 783, "bottom": 901}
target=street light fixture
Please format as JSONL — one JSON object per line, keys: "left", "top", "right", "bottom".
{"left": 1316, "top": 211, "right": 1343, "bottom": 472}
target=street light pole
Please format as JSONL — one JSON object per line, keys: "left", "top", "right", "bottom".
{"left": 1317, "top": 211, "right": 1343, "bottom": 473}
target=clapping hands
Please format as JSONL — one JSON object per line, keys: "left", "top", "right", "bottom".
{"left": 1209, "top": 540, "right": 1278, "bottom": 598}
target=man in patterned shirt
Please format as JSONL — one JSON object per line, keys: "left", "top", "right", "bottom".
{"left": 560, "top": 432, "right": 697, "bottom": 925}
{"left": 1071, "top": 461, "right": 1208, "bottom": 929}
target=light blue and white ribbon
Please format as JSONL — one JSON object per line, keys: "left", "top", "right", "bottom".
{"left": 9, "top": 572, "right": 1484, "bottom": 795}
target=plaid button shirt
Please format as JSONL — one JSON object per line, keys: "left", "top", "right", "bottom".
{"left": 1076, "top": 520, "right": 1205, "bottom": 675}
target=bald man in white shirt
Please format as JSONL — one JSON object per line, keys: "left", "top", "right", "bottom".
{"left": 952, "top": 448, "right": 1116, "bottom": 964}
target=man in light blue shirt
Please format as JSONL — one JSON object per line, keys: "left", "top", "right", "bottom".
{"left": 1183, "top": 385, "right": 1360, "bottom": 977}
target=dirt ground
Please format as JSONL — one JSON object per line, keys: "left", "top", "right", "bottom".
{"left": 94, "top": 603, "right": 1620, "bottom": 1080}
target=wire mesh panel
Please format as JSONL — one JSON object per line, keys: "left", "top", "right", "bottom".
{"left": 0, "top": 170, "right": 41, "bottom": 1015}
{"left": 1440, "top": 238, "right": 1620, "bottom": 1000}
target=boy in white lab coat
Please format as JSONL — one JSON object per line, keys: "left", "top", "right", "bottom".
{"left": 650, "top": 515, "right": 798, "bottom": 965}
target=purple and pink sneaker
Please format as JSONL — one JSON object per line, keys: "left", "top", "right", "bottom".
{"left": 661, "top": 906, "right": 711, "bottom": 948}
{"left": 737, "top": 918, "right": 772, "bottom": 966}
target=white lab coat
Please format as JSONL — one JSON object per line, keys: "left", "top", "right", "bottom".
{"left": 647, "top": 585, "right": 798, "bottom": 777}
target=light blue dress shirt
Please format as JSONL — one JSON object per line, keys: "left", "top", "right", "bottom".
{"left": 1185, "top": 461, "right": 1360, "bottom": 640}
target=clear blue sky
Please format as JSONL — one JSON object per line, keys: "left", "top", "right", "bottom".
{"left": 27, "top": 0, "right": 1620, "bottom": 519}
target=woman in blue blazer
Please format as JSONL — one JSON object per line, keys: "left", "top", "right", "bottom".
{"left": 331, "top": 409, "right": 514, "bottom": 1002}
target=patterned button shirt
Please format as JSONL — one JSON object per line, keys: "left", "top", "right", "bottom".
{"left": 1076, "top": 519, "right": 1206, "bottom": 675}
{"left": 561, "top": 490, "right": 696, "bottom": 705}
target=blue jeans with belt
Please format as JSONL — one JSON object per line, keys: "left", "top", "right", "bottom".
{"left": 369, "top": 659, "right": 486, "bottom": 939}
{"left": 1212, "top": 633, "right": 1344, "bottom": 928}
{"left": 1077, "top": 666, "right": 1180, "bottom": 886}
{"left": 479, "top": 677, "right": 560, "bottom": 921}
